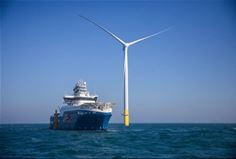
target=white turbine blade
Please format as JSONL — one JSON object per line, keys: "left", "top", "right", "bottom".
{"left": 78, "top": 14, "right": 126, "bottom": 45}
{"left": 128, "top": 27, "right": 172, "bottom": 46}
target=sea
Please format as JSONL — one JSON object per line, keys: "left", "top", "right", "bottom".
{"left": 0, "top": 124, "right": 236, "bottom": 158}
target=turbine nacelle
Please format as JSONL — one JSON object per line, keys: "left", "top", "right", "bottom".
{"left": 123, "top": 44, "right": 129, "bottom": 50}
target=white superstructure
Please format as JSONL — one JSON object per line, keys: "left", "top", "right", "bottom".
{"left": 61, "top": 80, "right": 113, "bottom": 115}
{"left": 64, "top": 81, "right": 97, "bottom": 105}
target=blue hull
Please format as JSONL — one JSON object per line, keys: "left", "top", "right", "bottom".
{"left": 50, "top": 110, "right": 112, "bottom": 130}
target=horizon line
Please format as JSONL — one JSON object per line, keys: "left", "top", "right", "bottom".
{"left": 1, "top": 122, "right": 236, "bottom": 125}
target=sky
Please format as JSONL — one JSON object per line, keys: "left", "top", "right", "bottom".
{"left": 1, "top": 0, "right": 236, "bottom": 123}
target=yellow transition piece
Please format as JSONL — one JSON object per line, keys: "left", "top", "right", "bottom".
{"left": 124, "top": 108, "right": 129, "bottom": 126}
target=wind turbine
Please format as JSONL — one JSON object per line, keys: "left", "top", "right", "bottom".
{"left": 78, "top": 14, "right": 170, "bottom": 126}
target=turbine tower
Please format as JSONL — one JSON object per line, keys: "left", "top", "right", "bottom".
{"left": 78, "top": 15, "right": 170, "bottom": 126}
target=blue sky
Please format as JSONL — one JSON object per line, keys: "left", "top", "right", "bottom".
{"left": 1, "top": 1, "right": 236, "bottom": 123}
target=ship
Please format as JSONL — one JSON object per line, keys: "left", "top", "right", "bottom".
{"left": 50, "top": 80, "right": 113, "bottom": 130}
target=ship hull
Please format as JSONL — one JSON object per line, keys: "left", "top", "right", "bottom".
{"left": 50, "top": 110, "right": 112, "bottom": 130}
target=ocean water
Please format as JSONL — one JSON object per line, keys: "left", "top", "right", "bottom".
{"left": 0, "top": 124, "right": 236, "bottom": 158}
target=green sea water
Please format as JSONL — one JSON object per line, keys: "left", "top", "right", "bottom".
{"left": 1, "top": 124, "right": 236, "bottom": 158}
